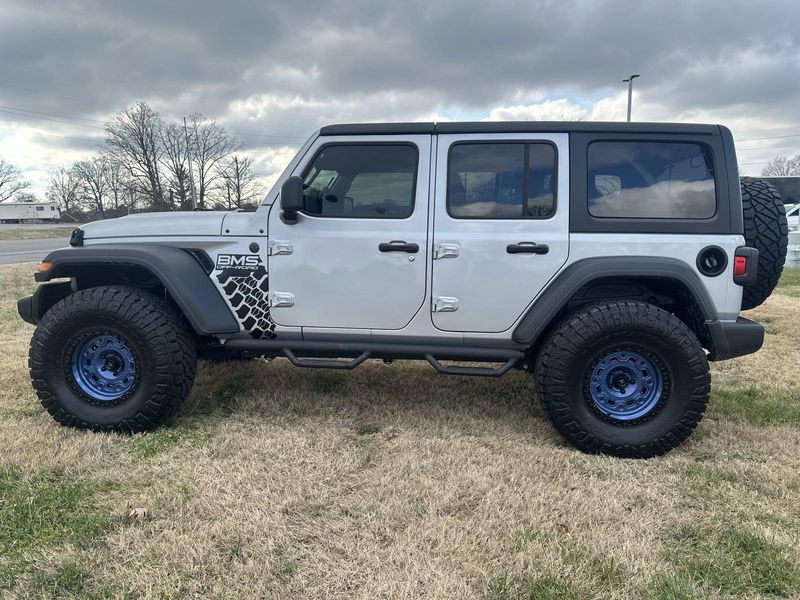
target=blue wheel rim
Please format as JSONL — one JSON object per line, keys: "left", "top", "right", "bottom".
{"left": 70, "top": 333, "right": 137, "bottom": 402}
{"left": 586, "top": 349, "right": 664, "bottom": 421}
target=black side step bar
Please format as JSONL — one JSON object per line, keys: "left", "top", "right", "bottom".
{"left": 424, "top": 354, "right": 517, "bottom": 377}
{"left": 221, "top": 339, "right": 524, "bottom": 377}
{"left": 283, "top": 349, "right": 370, "bottom": 370}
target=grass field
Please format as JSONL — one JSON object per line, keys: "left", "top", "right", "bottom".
{"left": 0, "top": 226, "right": 76, "bottom": 241}
{"left": 1, "top": 264, "right": 799, "bottom": 599}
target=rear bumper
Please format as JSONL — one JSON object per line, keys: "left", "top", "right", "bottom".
{"left": 707, "top": 317, "right": 764, "bottom": 361}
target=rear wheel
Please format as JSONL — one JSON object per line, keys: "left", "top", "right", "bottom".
{"left": 29, "top": 286, "right": 196, "bottom": 431}
{"left": 534, "top": 301, "right": 710, "bottom": 458}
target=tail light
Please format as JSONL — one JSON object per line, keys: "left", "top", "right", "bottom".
{"left": 733, "top": 247, "right": 759, "bottom": 286}
{"left": 733, "top": 255, "right": 747, "bottom": 277}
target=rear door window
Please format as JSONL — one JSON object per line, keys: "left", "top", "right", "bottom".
{"left": 447, "top": 142, "right": 556, "bottom": 219}
{"left": 588, "top": 141, "right": 716, "bottom": 219}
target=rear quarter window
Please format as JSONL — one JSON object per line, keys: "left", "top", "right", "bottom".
{"left": 588, "top": 141, "right": 716, "bottom": 219}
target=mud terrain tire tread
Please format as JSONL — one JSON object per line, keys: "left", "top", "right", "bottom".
{"left": 29, "top": 286, "right": 196, "bottom": 431}
{"left": 740, "top": 176, "right": 788, "bottom": 310}
{"left": 534, "top": 300, "right": 710, "bottom": 458}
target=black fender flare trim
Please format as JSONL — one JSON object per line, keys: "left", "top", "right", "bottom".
{"left": 35, "top": 244, "right": 240, "bottom": 335}
{"left": 512, "top": 256, "right": 718, "bottom": 345}
{"left": 17, "top": 280, "right": 73, "bottom": 325}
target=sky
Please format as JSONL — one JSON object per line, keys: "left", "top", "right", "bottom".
{"left": 1, "top": 0, "right": 798, "bottom": 198}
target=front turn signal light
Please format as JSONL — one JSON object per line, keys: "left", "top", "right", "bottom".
{"left": 37, "top": 261, "right": 53, "bottom": 273}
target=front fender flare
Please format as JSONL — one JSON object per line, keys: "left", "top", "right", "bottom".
{"left": 35, "top": 244, "right": 240, "bottom": 336}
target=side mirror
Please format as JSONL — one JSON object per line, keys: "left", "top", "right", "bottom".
{"left": 280, "top": 176, "right": 304, "bottom": 224}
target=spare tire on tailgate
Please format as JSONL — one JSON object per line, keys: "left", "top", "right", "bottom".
{"left": 739, "top": 177, "right": 789, "bottom": 310}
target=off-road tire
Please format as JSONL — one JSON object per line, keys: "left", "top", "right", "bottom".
{"left": 740, "top": 177, "right": 788, "bottom": 310}
{"left": 534, "top": 301, "right": 710, "bottom": 458}
{"left": 29, "top": 286, "right": 197, "bottom": 431}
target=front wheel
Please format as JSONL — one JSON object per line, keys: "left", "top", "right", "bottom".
{"left": 29, "top": 286, "right": 197, "bottom": 431}
{"left": 534, "top": 301, "right": 710, "bottom": 458}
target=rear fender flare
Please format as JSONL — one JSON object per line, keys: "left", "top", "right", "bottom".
{"left": 512, "top": 256, "right": 717, "bottom": 345}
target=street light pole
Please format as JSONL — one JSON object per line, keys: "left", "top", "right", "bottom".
{"left": 622, "top": 74, "right": 640, "bottom": 122}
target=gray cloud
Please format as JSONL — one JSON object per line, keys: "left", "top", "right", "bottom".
{"left": 0, "top": 0, "right": 798, "bottom": 189}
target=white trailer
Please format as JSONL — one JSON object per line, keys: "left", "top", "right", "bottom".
{"left": 0, "top": 202, "right": 61, "bottom": 223}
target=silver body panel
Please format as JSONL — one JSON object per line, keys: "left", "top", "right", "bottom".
{"left": 77, "top": 128, "right": 743, "bottom": 346}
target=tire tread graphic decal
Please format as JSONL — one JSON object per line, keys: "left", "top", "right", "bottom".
{"left": 215, "top": 257, "right": 276, "bottom": 339}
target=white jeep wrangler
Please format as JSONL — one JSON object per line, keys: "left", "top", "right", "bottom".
{"left": 18, "top": 122, "right": 789, "bottom": 457}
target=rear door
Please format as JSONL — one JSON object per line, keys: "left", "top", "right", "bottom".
{"left": 431, "top": 133, "right": 569, "bottom": 332}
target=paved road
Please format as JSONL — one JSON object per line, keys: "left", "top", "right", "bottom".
{"left": 0, "top": 223, "right": 76, "bottom": 231}
{"left": 0, "top": 238, "right": 70, "bottom": 265}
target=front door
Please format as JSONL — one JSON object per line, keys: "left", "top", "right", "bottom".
{"left": 268, "top": 136, "right": 431, "bottom": 330}
{"left": 431, "top": 134, "right": 570, "bottom": 333}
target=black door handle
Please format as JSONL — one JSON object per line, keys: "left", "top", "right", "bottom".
{"left": 379, "top": 240, "right": 419, "bottom": 253}
{"left": 506, "top": 242, "right": 549, "bottom": 255}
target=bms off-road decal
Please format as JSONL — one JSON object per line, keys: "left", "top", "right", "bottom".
{"left": 215, "top": 254, "right": 276, "bottom": 339}
{"left": 215, "top": 254, "right": 262, "bottom": 271}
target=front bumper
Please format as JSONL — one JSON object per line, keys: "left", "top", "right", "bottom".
{"left": 706, "top": 317, "right": 765, "bottom": 361}
{"left": 17, "top": 294, "right": 35, "bottom": 325}
{"left": 17, "top": 281, "right": 73, "bottom": 325}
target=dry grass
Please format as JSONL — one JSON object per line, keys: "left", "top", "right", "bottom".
{"left": 0, "top": 226, "right": 75, "bottom": 241}
{"left": 1, "top": 263, "right": 799, "bottom": 599}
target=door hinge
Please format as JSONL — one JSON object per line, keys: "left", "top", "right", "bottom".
{"left": 433, "top": 243, "right": 460, "bottom": 260}
{"left": 432, "top": 296, "right": 459, "bottom": 312}
{"left": 268, "top": 292, "right": 294, "bottom": 307}
{"left": 268, "top": 240, "right": 293, "bottom": 256}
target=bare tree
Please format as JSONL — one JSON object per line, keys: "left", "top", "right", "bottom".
{"left": 47, "top": 167, "right": 82, "bottom": 215}
{"left": 73, "top": 156, "right": 111, "bottom": 218}
{"left": 105, "top": 102, "right": 167, "bottom": 210}
{"left": 121, "top": 182, "right": 140, "bottom": 214}
{"left": 105, "top": 158, "right": 133, "bottom": 216}
{"left": 160, "top": 122, "right": 193, "bottom": 210}
{"left": 761, "top": 154, "right": 800, "bottom": 177}
{"left": 0, "top": 158, "right": 31, "bottom": 202}
{"left": 14, "top": 192, "right": 40, "bottom": 203}
{"left": 216, "top": 155, "right": 260, "bottom": 209}
{"left": 188, "top": 114, "right": 239, "bottom": 208}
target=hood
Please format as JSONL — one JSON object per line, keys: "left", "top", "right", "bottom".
{"left": 80, "top": 211, "right": 227, "bottom": 240}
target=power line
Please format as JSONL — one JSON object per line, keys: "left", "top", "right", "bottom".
{"left": 0, "top": 108, "right": 106, "bottom": 130}
{"left": 231, "top": 130, "right": 306, "bottom": 142}
{"left": 736, "top": 133, "right": 800, "bottom": 143}
{"left": 0, "top": 125, "right": 102, "bottom": 145}
{"left": 0, "top": 102, "right": 307, "bottom": 141}
{"left": 0, "top": 105, "right": 106, "bottom": 125}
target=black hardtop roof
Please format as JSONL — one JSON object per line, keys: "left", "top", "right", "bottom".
{"left": 319, "top": 121, "right": 721, "bottom": 136}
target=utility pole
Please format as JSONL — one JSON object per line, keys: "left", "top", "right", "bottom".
{"left": 233, "top": 155, "right": 239, "bottom": 208}
{"left": 622, "top": 74, "right": 640, "bottom": 122}
{"left": 183, "top": 117, "right": 199, "bottom": 210}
